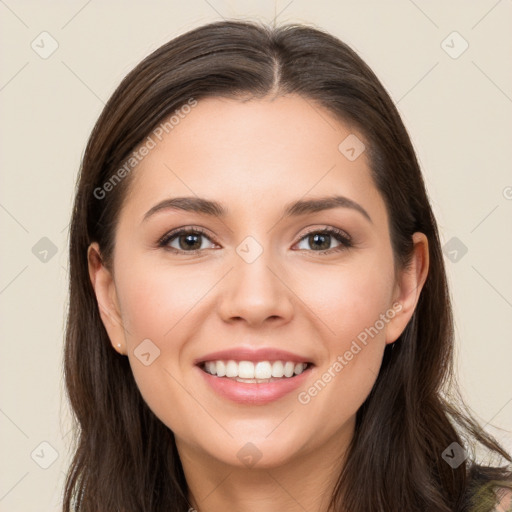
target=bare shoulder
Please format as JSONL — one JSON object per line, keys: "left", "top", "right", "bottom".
{"left": 494, "top": 487, "right": 512, "bottom": 512}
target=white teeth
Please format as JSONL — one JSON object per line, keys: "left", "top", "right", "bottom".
{"left": 225, "top": 360, "right": 238, "bottom": 378}
{"left": 216, "top": 361, "right": 226, "bottom": 377}
{"left": 294, "top": 362, "right": 305, "bottom": 375}
{"left": 254, "top": 361, "right": 272, "bottom": 379}
{"left": 203, "top": 360, "right": 308, "bottom": 379}
{"left": 271, "top": 361, "right": 284, "bottom": 378}
{"left": 238, "top": 361, "right": 254, "bottom": 379}
{"left": 283, "top": 361, "right": 295, "bottom": 377}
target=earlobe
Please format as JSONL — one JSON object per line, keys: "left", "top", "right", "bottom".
{"left": 385, "top": 232, "right": 429, "bottom": 344}
{"left": 87, "top": 242, "right": 126, "bottom": 355}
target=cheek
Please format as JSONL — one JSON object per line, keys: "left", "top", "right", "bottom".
{"left": 292, "top": 254, "right": 395, "bottom": 422}
{"left": 115, "top": 258, "right": 212, "bottom": 341}
{"left": 297, "top": 253, "right": 396, "bottom": 346}
{"left": 113, "top": 263, "right": 198, "bottom": 428}
{"left": 112, "top": 258, "right": 222, "bottom": 423}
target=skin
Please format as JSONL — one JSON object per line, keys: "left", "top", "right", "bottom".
{"left": 88, "top": 94, "right": 429, "bottom": 512}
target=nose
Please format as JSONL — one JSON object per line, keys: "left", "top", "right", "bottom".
{"left": 217, "top": 247, "right": 294, "bottom": 328}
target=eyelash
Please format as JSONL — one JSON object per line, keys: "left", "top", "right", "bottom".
{"left": 157, "top": 226, "right": 353, "bottom": 255}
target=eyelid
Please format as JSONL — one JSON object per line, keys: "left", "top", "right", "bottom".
{"left": 158, "top": 225, "right": 353, "bottom": 254}
{"left": 293, "top": 226, "right": 352, "bottom": 253}
{"left": 297, "top": 225, "right": 352, "bottom": 243}
{"left": 157, "top": 226, "right": 219, "bottom": 251}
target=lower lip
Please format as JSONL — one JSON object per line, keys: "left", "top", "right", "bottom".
{"left": 196, "top": 365, "right": 313, "bottom": 405}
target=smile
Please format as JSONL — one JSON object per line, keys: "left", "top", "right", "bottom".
{"left": 196, "top": 360, "right": 315, "bottom": 404}
{"left": 201, "top": 360, "right": 311, "bottom": 381}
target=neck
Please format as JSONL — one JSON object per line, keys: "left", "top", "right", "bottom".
{"left": 178, "top": 421, "right": 354, "bottom": 512}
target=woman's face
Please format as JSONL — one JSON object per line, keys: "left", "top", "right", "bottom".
{"left": 89, "top": 94, "right": 427, "bottom": 470}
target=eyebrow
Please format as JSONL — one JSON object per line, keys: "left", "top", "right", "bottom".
{"left": 142, "top": 195, "right": 372, "bottom": 223}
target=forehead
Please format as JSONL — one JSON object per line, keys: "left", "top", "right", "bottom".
{"left": 123, "top": 94, "right": 384, "bottom": 221}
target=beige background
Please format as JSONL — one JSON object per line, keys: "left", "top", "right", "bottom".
{"left": 1, "top": 1, "right": 511, "bottom": 510}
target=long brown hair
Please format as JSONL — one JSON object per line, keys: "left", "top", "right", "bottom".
{"left": 63, "top": 19, "right": 511, "bottom": 511}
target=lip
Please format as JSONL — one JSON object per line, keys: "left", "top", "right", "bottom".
{"left": 193, "top": 347, "right": 314, "bottom": 365}
{"left": 195, "top": 364, "right": 314, "bottom": 405}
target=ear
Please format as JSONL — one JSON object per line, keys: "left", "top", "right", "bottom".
{"left": 385, "top": 232, "right": 429, "bottom": 344}
{"left": 87, "top": 242, "right": 126, "bottom": 354}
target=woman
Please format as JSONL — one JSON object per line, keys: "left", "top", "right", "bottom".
{"left": 63, "top": 20, "right": 512, "bottom": 511}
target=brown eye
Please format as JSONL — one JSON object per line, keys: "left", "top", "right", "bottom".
{"left": 159, "top": 228, "right": 217, "bottom": 253}
{"left": 295, "top": 228, "right": 352, "bottom": 253}
{"left": 306, "top": 233, "right": 332, "bottom": 251}
{"left": 176, "top": 232, "right": 204, "bottom": 250}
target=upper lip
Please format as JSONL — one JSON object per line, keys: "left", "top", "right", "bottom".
{"left": 194, "top": 347, "right": 315, "bottom": 365}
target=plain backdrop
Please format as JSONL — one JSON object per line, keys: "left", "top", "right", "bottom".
{"left": 1, "top": 1, "right": 511, "bottom": 510}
